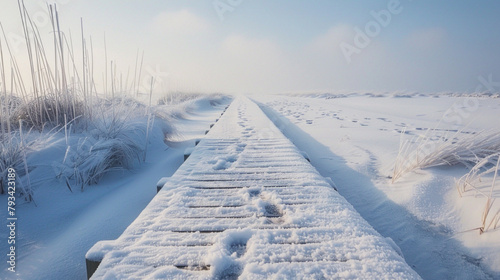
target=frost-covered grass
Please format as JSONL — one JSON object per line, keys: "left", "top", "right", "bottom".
{"left": 157, "top": 91, "right": 205, "bottom": 105}
{"left": 0, "top": 0, "right": 227, "bottom": 202}
{"left": 0, "top": 1, "right": 91, "bottom": 131}
{"left": 0, "top": 2, "right": 187, "bottom": 198}
{"left": 456, "top": 153, "right": 500, "bottom": 233}
{"left": 155, "top": 93, "right": 228, "bottom": 122}
{"left": 392, "top": 129, "right": 500, "bottom": 182}
{"left": 55, "top": 99, "right": 163, "bottom": 191}
{"left": 2, "top": 92, "right": 230, "bottom": 280}
{"left": 0, "top": 123, "right": 59, "bottom": 201}
{"left": 9, "top": 95, "right": 85, "bottom": 130}
{"left": 0, "top": 132, "right": 31, "bottom": 197}
{"left": 1, "top": 93, "right": 185, "bottom": 196}
{"left": 391, "top": 121, "right": 500, "bottom": 235}
{"left": 1, "top": 87, "right": 222, "bottom": 198}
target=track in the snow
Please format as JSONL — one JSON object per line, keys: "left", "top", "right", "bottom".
{"left": 86, "top": 97, "right": 421, "bottom": 279}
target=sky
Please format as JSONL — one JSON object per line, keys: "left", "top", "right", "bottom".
{"left": 1, "top": 0, "right": 500, "bottom": 95}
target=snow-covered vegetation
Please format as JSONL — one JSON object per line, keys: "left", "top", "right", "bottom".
{"left": 392, "top": 128, "right": 500, "bottom": 183}
{"left": 0, "top": 2, "right": 225, "bottom": 199}
{"left": 0, "top": 93, "right": 229, "bottom": 279}
{"left": 456, "top": 153, "right": 500, "bottom": 234}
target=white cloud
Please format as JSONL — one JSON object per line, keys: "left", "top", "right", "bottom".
{"left": 149, "top": 9, "right": 210, "bottom": 36}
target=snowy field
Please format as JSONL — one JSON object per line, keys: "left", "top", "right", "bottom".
{"left": 253, "top": 93, "right": 500, "bottom": 279}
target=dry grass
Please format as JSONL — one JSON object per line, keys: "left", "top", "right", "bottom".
{"left": 456, "top": 153, "right": 500, "bottom": 234}
{"left": 0, "top": 2, "right": 176, "bottom": 197}
{"left": 157, "top": 92, "right": 204, "bottom": 105}
{"left": 10, "top": 96, "right": 85, "bottom": 129}
{"left": 392, "top": 125, "right": 500, "bottom": 234}
{"left": 0, "top": 124, "right": 56, "bottom": 201}
{"left": 392, "top": 129, "right": 500, "bottom": 182}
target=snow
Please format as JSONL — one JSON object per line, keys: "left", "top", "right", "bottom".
{"left": 87, "top": 97, "right": 420, "bottom": 279}
{"left": 253, "top": 93, "right": 500, "bottom": 279}
{"left": 0, "top": 96, "right": 229, "bottom": 280}
{"left": 3, "top": 93, "right": 499, "bottom": 279}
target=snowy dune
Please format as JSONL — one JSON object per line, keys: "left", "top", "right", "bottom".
{"left": 254, "top": 93, "right": 500, "bottom": 279}
{"left": 0, "top": 97, "right": 229, "bottom": 280}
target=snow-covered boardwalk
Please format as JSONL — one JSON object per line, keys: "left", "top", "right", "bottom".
{"left": 86, "top": 97, "right": 421, "bottom": 279}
